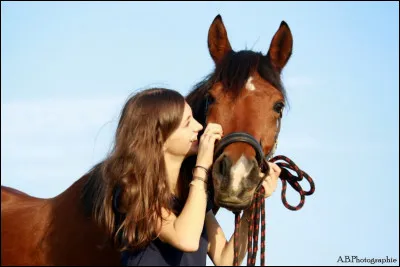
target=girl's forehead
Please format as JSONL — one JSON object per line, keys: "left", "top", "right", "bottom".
{"left": 184, "top": 102, "right": 193, "bottom": 114}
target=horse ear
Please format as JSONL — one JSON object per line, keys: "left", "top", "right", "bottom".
{"left": 267, "top": 21, "right": 293, "bottom": 73}
{"left": 208, "top": 15, "right": 233, "bottom": 64}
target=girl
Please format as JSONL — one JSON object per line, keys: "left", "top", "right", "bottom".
{"left": 96, "top": 88, "right": 280, "bottom": 266}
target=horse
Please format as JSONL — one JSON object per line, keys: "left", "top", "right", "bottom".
{"left": 1, "top": 15, "right": 298, "bottom": 265}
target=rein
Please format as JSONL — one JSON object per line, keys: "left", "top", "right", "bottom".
{"left": 233, "top": 155, "right": 315, "bottom": 266}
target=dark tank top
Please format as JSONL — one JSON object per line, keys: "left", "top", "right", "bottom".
{"left": 116, "top": 191, "right": 214, "bottom": 266}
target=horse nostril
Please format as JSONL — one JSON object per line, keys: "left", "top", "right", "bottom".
{"left": 220, "top": 157, "right": 226, "bottom": 177}
{"left": 219, "top": 155, "right": 231, "bottom": 177}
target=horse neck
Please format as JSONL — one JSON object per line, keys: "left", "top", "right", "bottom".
{"left": 36, "top": 174, "right": 119, "bottom": 265}
{"left": 47, "top": 173, "right": 109, "bottom": 245}
{"left": 52, "top": 174, "right": 88, "bottom": 214}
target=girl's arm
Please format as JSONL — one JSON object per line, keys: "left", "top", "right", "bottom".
{"left": 157, "top": 178, "right": 208, "bottom": 252}
{"left": 206, "top": 209, "right": 252, "bottom": 266}
{"left": 157, "top": 123, "right": 223, "bottom": 252}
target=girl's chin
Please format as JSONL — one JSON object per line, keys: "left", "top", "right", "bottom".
{"left": 187, "top": 141, "right": 199, "bottom": 155}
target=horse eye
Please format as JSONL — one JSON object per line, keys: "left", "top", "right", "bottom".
{"left": 207, "top": 94, "right": 215, "bottom": 105}
{"left": 273, "top": 102, "right": 284, "bottom": 114}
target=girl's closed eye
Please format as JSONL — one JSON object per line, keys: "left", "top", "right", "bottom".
{"left": 186, "top": 119, "right": 192, "bottom": 127}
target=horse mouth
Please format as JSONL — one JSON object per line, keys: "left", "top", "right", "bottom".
{"left": 216, "top": 198, "right": 252, "bottom": 212}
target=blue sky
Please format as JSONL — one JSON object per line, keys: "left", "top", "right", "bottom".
{"left": 1, "top": 1, "right": 399, "bottom": 266}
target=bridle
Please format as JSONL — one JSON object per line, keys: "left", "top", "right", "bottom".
{"left": 213, "top": 114, "right": 282, "bottom": 172}
{"left": 203, "top": 93, "right": 315, "bottom": 266}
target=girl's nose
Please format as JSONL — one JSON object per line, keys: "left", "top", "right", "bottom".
{"left": 195, "top": 120, "right": 203, "bottom": 131}
{"left": 198, "top": 122, "right": 204, "bottom": 131}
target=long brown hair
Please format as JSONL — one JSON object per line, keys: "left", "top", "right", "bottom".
{"left": 83, "top": 88, "right": 186, "bottom": 252}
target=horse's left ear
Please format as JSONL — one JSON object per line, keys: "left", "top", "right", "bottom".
{"left": 208, "top": 15, "right": 233, "bottom": 64}
{"left": 267, "top": 21, "right": 293, "bottom": 73}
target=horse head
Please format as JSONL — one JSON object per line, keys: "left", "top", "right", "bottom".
{"left": 187, "top": 15, "right": 293, "bottom": 212}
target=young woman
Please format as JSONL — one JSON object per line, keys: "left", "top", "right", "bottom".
{"left": 96, "top": 88, "right": 281, "bottom": 266}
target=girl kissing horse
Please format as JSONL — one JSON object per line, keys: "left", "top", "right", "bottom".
{"left": 1, "top": 15, "right": 298, "bottom": 265}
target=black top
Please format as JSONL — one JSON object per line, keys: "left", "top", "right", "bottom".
{"left": 118, "top": 194, "right": 214, "bottom": 266}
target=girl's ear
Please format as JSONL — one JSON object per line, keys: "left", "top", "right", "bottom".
{"left": 163, "top": 139, "right": 169, "bottom": 152}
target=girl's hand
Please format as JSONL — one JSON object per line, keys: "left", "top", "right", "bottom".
{"left": 195, "top": 123, "right": 223, "bottom": 171}
{"left": 260, "top": 162, "right": 281, "bottom": 198}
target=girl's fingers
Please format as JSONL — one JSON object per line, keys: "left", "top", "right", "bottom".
{"left": 204, "top": 123, "right": 223, "bottom": 136}
{"left": 267, "top": 162, "right": 281, "bottom": 177}
{"left": 207, "top": 133, "right": 222, "bottom": 142}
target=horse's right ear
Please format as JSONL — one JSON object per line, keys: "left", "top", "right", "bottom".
{"left": 266, "top": 21, "right": 293, "bottom": 73}
{"left": 208, "top": 15, "right": 233, "bottom": 64}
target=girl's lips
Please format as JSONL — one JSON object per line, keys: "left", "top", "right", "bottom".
{"left": 190, "top": 140, "right": 199, "bottom": 148}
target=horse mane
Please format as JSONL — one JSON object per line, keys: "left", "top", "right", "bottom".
{"left": 80, "top": 161, "right": 107, "bottom": 219}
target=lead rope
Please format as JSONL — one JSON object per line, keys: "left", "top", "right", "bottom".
{"left": 233, "top": 155, "right": 315, "bottom": 266}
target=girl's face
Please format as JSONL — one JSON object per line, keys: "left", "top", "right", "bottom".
{"left": 163, "top": 102, "right": 203, "bottom": 158}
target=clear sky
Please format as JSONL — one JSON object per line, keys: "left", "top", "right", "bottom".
{"left": 1, "top": 1, "right": 399, "bottom": 266}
